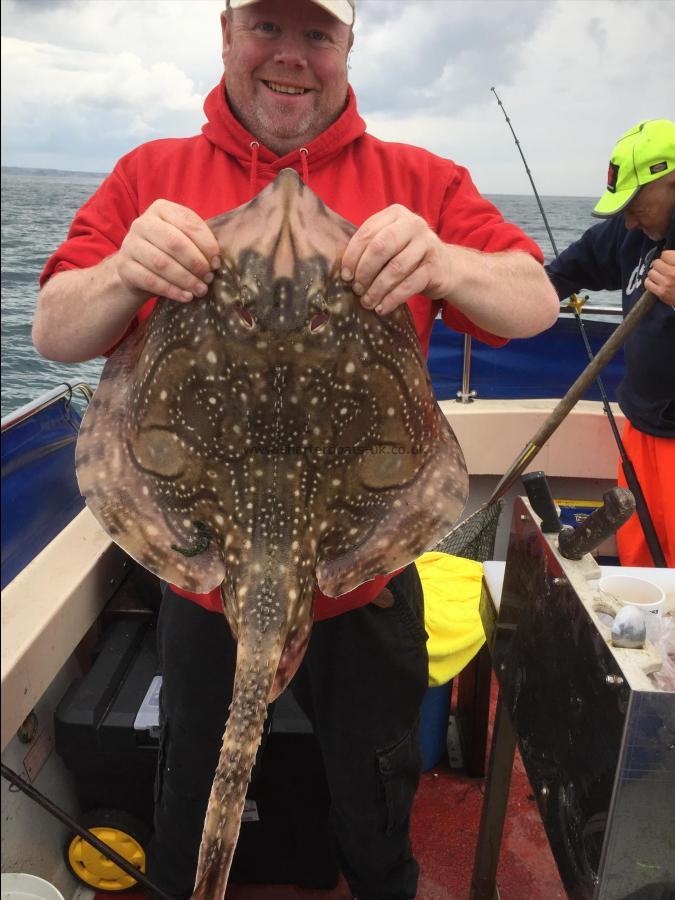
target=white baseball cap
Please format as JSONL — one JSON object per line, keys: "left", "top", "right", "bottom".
{"left": 227, "top": 0, "right": 355, "bottom": 26}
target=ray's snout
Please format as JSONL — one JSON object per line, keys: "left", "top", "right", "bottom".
{"left": 274, "top": 166, "right": 304, "bottom": 196}
{"left": 210, "top": 167, "right": 354, "bottom": 338}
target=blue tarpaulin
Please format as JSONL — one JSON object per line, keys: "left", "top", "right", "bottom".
{"left": 1, "top": 398, "right": 85, "bottom": 589}
{"left": 428, "top": 315, "right": 623, "bottom": 402}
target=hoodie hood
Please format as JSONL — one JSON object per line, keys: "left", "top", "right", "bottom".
{"left": 201, "top": 77, "right": 366, "bottom": 192}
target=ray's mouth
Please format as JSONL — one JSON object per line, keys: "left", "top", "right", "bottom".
{"left": 262, "top": 80, "right": 311, "bottom": 96}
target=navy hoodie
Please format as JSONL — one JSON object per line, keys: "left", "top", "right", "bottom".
{"left": 546, "top": 214, "right": 675, "bottom": 437}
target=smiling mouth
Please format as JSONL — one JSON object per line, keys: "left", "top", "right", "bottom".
{"left": 263, "top": 80, "right": 310, "bottom": 96}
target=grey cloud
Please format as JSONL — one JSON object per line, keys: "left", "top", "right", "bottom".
{"left": 586, "top": 17, "right": 607, "bottom": 51}
{"left": 1, "top": 0, "right": 213, "bottom": 55}
{"left": 4, "top": 0, "right": 75, "bottom": 8}
{"left": 7, "top": 101, "right": 201, "bottom": 172}
{"left": 351, "top": 0, "right": 556, "bottom": 117}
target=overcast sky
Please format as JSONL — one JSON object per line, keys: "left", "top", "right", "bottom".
{"left": 2, "top": 0, "right": 673, "bottom": 196}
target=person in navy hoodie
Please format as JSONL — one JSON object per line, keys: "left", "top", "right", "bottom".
{"left": 34, "top": 2, "right": 558, "bottom": 897}
{"left": 546, "top": 120, "right": 675, "bottom": 568}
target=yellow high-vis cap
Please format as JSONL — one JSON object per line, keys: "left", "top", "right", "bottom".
{"left": 593, "top": 119, "right": 675, "bottom": 218}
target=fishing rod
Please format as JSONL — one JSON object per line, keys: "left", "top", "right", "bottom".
{"left": 491, "top": 87, "right": 667, "bottom": 567}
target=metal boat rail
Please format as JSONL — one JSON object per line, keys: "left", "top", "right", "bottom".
{"left": 1, "top": 382, "right": 93, "bottom": 433}
{"left": 558, "top": 305, "right": 621, "bottom": 317}
{"left": 455, "top": 306, "right": 622, "bottom": 404}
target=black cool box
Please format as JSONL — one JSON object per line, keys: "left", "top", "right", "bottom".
{"left": 54, "top": 618, "right": 339, "bottom": 888}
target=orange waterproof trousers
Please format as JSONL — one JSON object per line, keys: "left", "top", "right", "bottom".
{"left": 616, "top": 421, "right": 675, "bottom": 567}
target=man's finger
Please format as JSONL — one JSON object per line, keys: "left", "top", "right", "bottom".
{"left": 133, "top": 231, "right": 213, "bottom": 297}
{"left": 149, "top": 219, "right": 214, "bottom": 277}
{"left": 352, "top": 226, "right": 414, "bottom": 298}
{"left": 153, "top": 201, "right": 221, "bottom": 271}
{"left": 373, "top": 264, "right": 430, "bottom": 316}
{"left": 341, "top": 207, "right": 401, "bottom": 280}
{"left": 122, "top": 259, "right": 196, "bottom": 304}
{"left": 360, "top": 239, "right": 425, "bottom": 308}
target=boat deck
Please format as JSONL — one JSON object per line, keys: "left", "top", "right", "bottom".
{"left": 94, "top": 677, "right": 565, "bottom": 900}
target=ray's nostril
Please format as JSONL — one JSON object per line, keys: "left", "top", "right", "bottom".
{"left": 235, "top": 304, "right": 255, "bottom": 328}
{"left": 309, "top": 312, "right": 330, "bottom": 333}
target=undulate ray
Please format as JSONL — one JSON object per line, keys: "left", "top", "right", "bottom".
{"left": 75, "top": 169, "right": 469, "bottom": 899}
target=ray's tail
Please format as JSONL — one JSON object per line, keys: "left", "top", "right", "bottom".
{"left": 190, "top": 631, "right": 284, "bottom": 900}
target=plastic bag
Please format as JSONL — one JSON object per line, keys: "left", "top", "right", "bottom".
{"left": 650, "top": 614, "right": 675, "bottom": 691}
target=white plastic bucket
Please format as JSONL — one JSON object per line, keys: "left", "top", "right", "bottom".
{"left": 598, "top": 574, "right": 665, "bottom": 641}
{"left": 1, "top": 874, "right": 65, "bottom": 900}
{"left": 598, "top": 574, "right": 665, "bottom": 615}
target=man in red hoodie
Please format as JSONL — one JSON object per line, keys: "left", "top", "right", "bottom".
{"left": 34, "top": 1, "right": 558, "bottom": 897}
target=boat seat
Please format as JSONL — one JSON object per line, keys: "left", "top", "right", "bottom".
{"left": 1, "top": 509, "right": 128, "bottom": 753}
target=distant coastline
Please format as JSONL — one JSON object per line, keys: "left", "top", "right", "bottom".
{"left": 2, "top": 165, "right": 109, "bottom": 178}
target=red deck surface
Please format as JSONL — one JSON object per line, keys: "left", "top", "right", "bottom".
{"left": 96, "top": 679, "right": 565, "bottom": 899}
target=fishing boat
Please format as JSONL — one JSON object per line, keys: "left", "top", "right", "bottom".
{"left": 2, "top": 308, "right": 674, "bottom": 900}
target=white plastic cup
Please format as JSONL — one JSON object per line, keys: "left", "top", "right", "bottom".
{"left": 598, "top": 574, "right": 665, "bottom": 641}
{"left": 1, "top": 874, "right": 65, "bottom": 900}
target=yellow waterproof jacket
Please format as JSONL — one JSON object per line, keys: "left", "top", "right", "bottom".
{"left": 415, "top": 552, "right": 486, "bottom": 687}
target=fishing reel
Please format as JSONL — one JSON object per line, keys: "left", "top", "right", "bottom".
{"left": 565, "top": 292, "right": 590, "bottom": 316}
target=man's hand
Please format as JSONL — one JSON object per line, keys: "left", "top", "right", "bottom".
{"left": 645, "top": 249, "right": 675, "bottom": 307}
{"left": 340, "top": 205, "right": 451, "bottom": 315}
{"left": 339, "top": 202, "right": 559, "bottom": 339}
{"left": 116, "top": 200, "right": 222, "bottom": 305}
{"left": 33, "top": 200, "right": 223, "bottom": 364}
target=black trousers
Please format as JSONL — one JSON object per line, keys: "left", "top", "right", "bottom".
{"left": 146, "top": 565, "right": 428, "bottom": 900}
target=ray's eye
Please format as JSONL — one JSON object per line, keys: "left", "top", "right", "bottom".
{"left": 309, "top": 311, "right": 330, "bottom": 333}
{"left": 235, "top": 304, "right": 255, "bottom": 329}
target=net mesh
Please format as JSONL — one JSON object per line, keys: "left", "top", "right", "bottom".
{"left": 433, "top": 499, "right": 504, "bottom": 564}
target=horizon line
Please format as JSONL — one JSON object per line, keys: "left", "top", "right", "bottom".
{"left": 1, "top": 166, "right": 599, "bottom": 200}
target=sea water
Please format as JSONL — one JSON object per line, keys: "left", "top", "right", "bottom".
{"left": 0, "top": 167, "right": 620, "bottom": 418}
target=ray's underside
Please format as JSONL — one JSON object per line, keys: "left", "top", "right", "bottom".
{"left": 75, "top": 169, "right": 469, "bottom": 899}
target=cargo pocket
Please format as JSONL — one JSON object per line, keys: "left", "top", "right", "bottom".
{"left": 377, "top": 725, "right": 422, "bottom": 836}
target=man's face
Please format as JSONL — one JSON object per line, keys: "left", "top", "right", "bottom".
{"left": 624, "top": 173, "right": 675, "bottom": 241}
{"left": 222, "top": 0, "right": 353, "bottom": 156}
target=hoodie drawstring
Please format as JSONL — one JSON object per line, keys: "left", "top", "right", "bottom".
{"left": 249, "top": 140, "right": 260, "bottom": 196}
{"left": 248, "top": 141, "right": 309, "bottom": 196}
{"left": 299, "top": 147, "right": 309, "bottom": 185}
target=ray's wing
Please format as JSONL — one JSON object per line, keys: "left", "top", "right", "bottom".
{"left": 312, "top": 302, "right": 468, "bottom": 598}
{"left": 76, "top": 312, "right": 227, "bottom": 594}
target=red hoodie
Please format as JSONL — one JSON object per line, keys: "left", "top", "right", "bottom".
{"left": 42, "top": 80, "right": 543, "bottom": 620}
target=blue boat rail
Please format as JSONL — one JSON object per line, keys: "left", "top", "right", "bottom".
{"left": 1, "top": 382, "right": 94, "bottom": 590}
